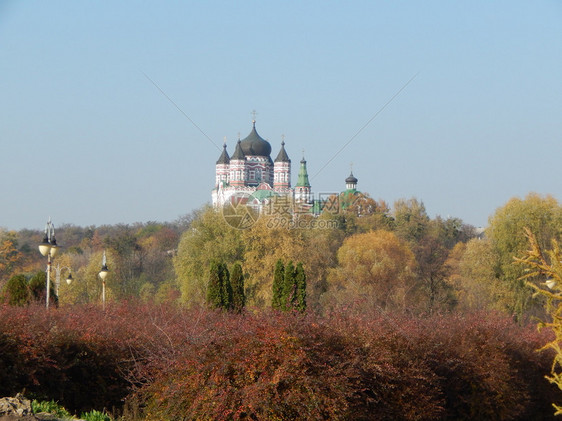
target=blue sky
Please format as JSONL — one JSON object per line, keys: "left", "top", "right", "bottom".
{"left": 1, "top": 1, "right": 561, "bottom": 230}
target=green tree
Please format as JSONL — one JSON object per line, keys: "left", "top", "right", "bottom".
{"left": 230, "top": 263, "right": 245, "bottom": 313}
{"left": 174, "top": 206, "right": 244, "bottom": 306}
{"left": 282, "top": 261, "right": 296, "bottom": 311}
{"left": 220, "top": 263, "right": 232, "bottom": 310}
{"left": 272, "top": 259, "right": 285, "bottom": 310}
{"left": 207, "top": 261, "right": 223, "bottom": 309}
{"left": 3, "top": 274, "right": 30, "bottom": 306}
{"left": 393, "top": 198, "right": 430, "bottom": 243}
{"left": 295, "top": 262, "right": 307, "bottom": 312}
{"left": 487, "top": 193, "right": 562, "bottom": 319}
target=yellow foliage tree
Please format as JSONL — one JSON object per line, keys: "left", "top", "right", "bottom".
{"left": 488, "top": 193, "right": 562, "bottom": 318}
{"left": 452, "top": 238, "right": 515, "bottom": 312}
{"left": 60, "top": 250, "right": 116, "bottom": 306}
{"left": 516, "top": 228, "right": 562, "bottom": 415}
{"left": 173, "top": 206, "right": 244, "bottom": 306}
{"left": 242, "top": 214, "right": 307, "bottom": 307}
{"left": 0, "top": 230, "right": 24, "bottom": 284}
{"left": 327, "top": 230, "right": 417, "bottom": 311}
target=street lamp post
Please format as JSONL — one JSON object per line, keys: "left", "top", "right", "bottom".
{"left": 38, "top": 218, "right": 58, "bottom": 309}
{"left": 55, "top": 264, "right": 74, "bottom": 297}
{"left": 98, "top": 251, "right": 109, "bottom": 310}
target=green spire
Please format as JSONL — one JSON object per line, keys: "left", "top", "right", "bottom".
{"left": 296, "top": 157, "right": 310, "bottom": 188}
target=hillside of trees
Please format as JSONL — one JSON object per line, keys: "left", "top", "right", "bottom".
{"left": 1, "top": 191, "right": 562, "bottom": 419}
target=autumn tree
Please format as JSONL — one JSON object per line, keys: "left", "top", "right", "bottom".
{"left": 174, "top": 206, "right": 244, "bottom": 306}
{"left": 28, "top": 271, "right": 57, "bottom": 307}
{"left": 449, "top": 238, "right": 511, "bottom": 312}
{"left": 327, "top": 230, "right": 417, "bottom": 311}
{"left": 0, "top": 230, "right": 24, "bottom": 285}
{"left": 391, "top": 201, "right": 472, "bottom": 312}
{"left": 326, "top": 192, "right": 394, "bottom": 235}
{"left": 487, "top": 193, "right": 562, "bottom": 319}
{"left": 103, "top": 224, "right": 145, "bottom": 298}
{"left": 65, "top": 250, "right": 115, "bottom": 306}
{"left": 516, "top": 228, "right": 562, "bottom": 415}
{"left": 393, "top": 198, "right": 430, "bottom": 243}
{"left": 242, "top": 214, "right": 307, "bottom": 307}
{"left": 409, "top": 217, "right": 473, "bottom": 313}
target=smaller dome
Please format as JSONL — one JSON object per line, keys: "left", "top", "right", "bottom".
{"left": 216, "top": 143, "right": 230, "bottom": 164}
{"left": 274, "top": 140, "right": 291, "bottom": 163}
{"left": 345, "top": 172, "right": 358, "bottom": 184}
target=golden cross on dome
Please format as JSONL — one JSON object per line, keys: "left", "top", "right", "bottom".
{"left": 251, "top": 109, "right": 258, "bottom": 122}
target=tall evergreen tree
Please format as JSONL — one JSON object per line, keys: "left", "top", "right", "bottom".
{"left": 220, "top": 263, "right": 232, "bottom": 310}
{"left": 3, "top": 274, "right": 30, "bottom": 306}
{"left": 207, "top": 261, "right": 223, "bottom": 309}
{"left": 295, "top": 262, "right": 307, "bottom": 312}
{"left": 272, "top": 259, "right": 285, "bottom": 310}
{"left": 282, "top": 260, "right": 296, "bottom": 311}
{"left": 230, "top": 263, "right": 245, "bottom": 313}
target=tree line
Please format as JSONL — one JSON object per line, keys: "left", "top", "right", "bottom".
{"left": 1, "top": 192, "right": 562, "bottom": 322}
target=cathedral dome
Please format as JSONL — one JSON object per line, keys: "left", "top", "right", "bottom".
{"left": 345, "top": 172, "right": 358, "bottom": 184}
{"left": 240, "top": 121, "right": 272, "bottom": 157}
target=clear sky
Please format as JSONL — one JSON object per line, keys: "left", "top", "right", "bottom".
{"left": 1, "top": 1, "right": 561, "bottom": 230}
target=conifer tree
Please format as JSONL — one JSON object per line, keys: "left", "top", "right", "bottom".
{"left": 220, "top": 263, "right": 232, "bottom": 310}
{"left": 230, "top": 263, "right": 245, "bottom": 313}
{"left": 295, "top": 262, "right": 307, "bottom": 312}
{"left": 207, "top": 261, "right": 223, "bottom": 309}
{"left": 3, "top": 274, "right": 30, "bottom": 306}
{"left": 282, "top": 260, "right": 296, "bottom": 311}
{"left": 272, "top": 259, "right": 285, "bottom": 310}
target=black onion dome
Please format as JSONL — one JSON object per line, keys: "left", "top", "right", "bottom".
{"left": 345, "top": 172, "right": 358, "bottom": 184}
{"left": 240, "top": 121, "right": 272, "bottom": 157}
{"left": 231, "top": 139, "right": 246, "bottom": 160}
{"left": 274, "top": 140, "right": 291, "bottom": 163}
{"left": 216, "top": 143, "right": 230, "bottom": 164}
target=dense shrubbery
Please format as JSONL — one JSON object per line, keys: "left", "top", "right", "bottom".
{"left": 0, "top": 301, "right": 558, "bottom": 420}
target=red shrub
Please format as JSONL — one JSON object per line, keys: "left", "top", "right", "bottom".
{"left": 0, "top": 302, "right": 557, "bottom": 420}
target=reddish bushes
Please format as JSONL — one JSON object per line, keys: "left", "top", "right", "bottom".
{"left": 0, "top": 302, "right": 558, "bottom": 420}
{"left": 134, "top": 308, "right": 558, "bottom": 420}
